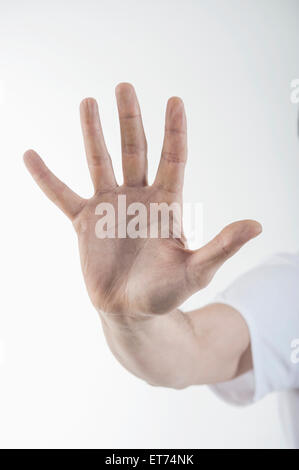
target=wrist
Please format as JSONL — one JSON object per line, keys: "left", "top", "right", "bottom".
{"left": 98, "top": 308, "right": 156, "bottom": 331}
{"left": 98, "top": 307, "right": 182, "bottom": 333}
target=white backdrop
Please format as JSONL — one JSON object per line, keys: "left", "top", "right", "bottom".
{"left": 0, "top": 0, "right": 298, "bottom": 448}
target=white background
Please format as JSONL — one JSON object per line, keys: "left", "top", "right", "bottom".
{"left": 0, "top": 0, "right": 298, "bottom": 448}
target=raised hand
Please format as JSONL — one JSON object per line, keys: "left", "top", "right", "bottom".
{"left": 24, "top": 83, "right": 261, "bottom": 319}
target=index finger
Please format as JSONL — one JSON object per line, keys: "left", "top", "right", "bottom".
{"left": 154, "top": 97, "right": 187, "bottom": 193}
{"left": 80, "top": 98, "right": 117, "bottom": 192}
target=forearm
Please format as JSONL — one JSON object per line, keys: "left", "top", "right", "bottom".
{"left": 99, "top": 303, "right": 252, "bottom": 389}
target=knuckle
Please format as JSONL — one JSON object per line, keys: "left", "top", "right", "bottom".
{"left": 161, "top": 151, "right": 185, "bottom": 164}
{"left": 216, "top": 234, "right": 232, "bottom": 258}
{"left": 123, "top": 143, "right": 147, "bottom": 157}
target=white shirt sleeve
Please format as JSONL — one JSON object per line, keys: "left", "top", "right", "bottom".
{"left": 210, "top": 253, "right": 299, "bottom": 406}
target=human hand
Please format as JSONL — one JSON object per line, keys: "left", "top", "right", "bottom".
{"left": 24, "top": 83, "right": 261, "bottom": 319}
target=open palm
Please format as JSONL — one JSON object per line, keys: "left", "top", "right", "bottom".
{"left": 24, "top": 83, "right": 261, "bottom": 317}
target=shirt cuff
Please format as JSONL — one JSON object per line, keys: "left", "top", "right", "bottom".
{"left": 209, "top": 296, "right": 272, "bottom": 406}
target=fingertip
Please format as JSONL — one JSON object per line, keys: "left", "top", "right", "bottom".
{"left": 115, "top": 82, "right": 135, "bottom": 96}
{"left": 23, "top": 150, "right": 46, "bottom": 179}
{"left": 23, "top": 149, "right": 39, "bottom": 166}
{"left": 165, "top": 97, "right": 186, "bottom": 135}
{"left": 222, "top": 220, "right": 262, "bottom": 250}
{"left": 80, "top": 97, "right": 98, "bottom": 114}
{"left": 250, "top": 221, "right": 263, "bottom": 240}
{"left": 241, "top": 219, "right": 263, "bottom": 239}
{"left": 167, "top": 96, "right": 184, "bottom": 109}
{"left": 166, "top": 97, "right": 185, "bottom": 121}
{"left": 115, "top": 83, "right": 139, "bottom": 117}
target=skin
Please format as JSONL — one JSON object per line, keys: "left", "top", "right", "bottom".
{"left": 24, "top": 83, "right": 261, "bottom": 389}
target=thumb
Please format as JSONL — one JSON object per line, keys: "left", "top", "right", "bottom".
{"left": 186, "top": 220, "right": 262, "bottom": 291}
